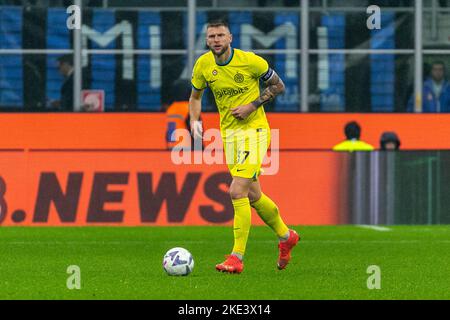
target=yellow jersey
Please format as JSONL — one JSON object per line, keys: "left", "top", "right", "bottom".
{"left": 333, "top": 140, "right": 375, "bottom": 152}
{"left": 191, "top": 48, "right": 271, "bottom": 141}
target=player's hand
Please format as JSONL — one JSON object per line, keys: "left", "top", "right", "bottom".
{"left": 230, "top": 104, "right": 257, "bottom": 120}
{"left": 190, "top": 120, "right": 203, "bottom": 140}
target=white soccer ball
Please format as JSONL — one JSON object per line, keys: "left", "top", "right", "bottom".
{"left": 163, "top": 247, "right": 194, "bottom": 276}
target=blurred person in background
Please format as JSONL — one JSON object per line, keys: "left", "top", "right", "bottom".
{"left": 380, "top": 131, "right": 401, "bottom": 151}
{"left": 333, "top": 121, "right": 375, "bottom": 152}
{"left": 407, "top": 61, "right": 450, "bottom": 112}
{"left": 50, "top": 55, "right": 92, "bottom": 112}
{"left": 49, "top": 54, "right": 74, "bottom": 111}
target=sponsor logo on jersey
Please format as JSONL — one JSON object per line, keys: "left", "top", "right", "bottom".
{"left": 214, "top": 87, "right": 249, "bottom": 99}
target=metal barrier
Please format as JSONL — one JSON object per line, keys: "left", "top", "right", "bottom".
{"left": 349, "top": 151, "right": 449, "bottom": 225}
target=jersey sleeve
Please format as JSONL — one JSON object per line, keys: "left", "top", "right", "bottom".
{"left": 248, "top": 52, "right": 270, "bottom": 79}
{"left": 191, "top": 59, "right": 207, "bottom": 91}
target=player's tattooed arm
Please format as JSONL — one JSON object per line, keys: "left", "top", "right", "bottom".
{"left": 251, "top": 70, "right": 286, "bottom": 108}
{"left": 231, "top": 70, "right": 285, "bottom": 120}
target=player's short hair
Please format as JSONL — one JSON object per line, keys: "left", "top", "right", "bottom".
{"left": 57, "top": 54, "right": 73, "bottom": 66}
{"left": 207, "top": 20, "right": 230, "bottom": 31}
{"left": 344, "top": 121, "right": 361, "bottom": 140}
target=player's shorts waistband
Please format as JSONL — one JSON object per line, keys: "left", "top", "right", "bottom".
{"left": 222, "top": 127, "right": 270, "bottom": 135}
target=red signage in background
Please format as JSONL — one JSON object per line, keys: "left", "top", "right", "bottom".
{"left": 0, "top": 114, "right": 450, "bottom": 150}
{"left": 0, "top": 113, "right": 449, "bottom": 226}
{"left": 81, "top": 90, "right": 105, "bottom": 112}
{"left": 0, "top": 151, "right": 346, "bottom": 226}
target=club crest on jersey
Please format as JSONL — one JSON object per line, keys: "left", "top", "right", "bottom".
{"left": 212, "top": 70, "right": 218, "bottom": 76}
{"left": 234, "top": 72, "right": 244, "bottom": 83}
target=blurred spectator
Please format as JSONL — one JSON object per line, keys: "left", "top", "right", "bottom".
{"left": 380, "top": 131, "right": 401, "bottom": 151}
{"left": 407, "top": 61, "right": 450, "bottom": 112}
{"left": 49, "top": 55, "right": 92, "bottom": 112}
{"left": 333, "top": 121, "right": 375, "bottom": 152}
{"left": 49, "top": 54, "right": 74, "bottom": 111}
{"left": 166, "top": 79, "right": 202, "bottom": 150}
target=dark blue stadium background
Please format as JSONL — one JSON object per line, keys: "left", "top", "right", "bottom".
{"left": 0, "top": 6, "right": 415, "bottom": 112}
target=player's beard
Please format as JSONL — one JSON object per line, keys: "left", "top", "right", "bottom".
{"left": 210, "top": 44, "right": 229, "bottom": 58}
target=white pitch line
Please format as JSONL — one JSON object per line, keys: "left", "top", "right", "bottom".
{"left": 357, "top": 225, "right": 392, "bottom": 232}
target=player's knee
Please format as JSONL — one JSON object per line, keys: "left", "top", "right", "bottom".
{"left": 229, "top": 187, "right": 249, "bottom": 200}
{"left": 248, "top": 189, "right": 262, "bottom": 203}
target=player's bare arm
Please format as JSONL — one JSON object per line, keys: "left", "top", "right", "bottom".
{"left": 253, "top": 70, "right": 286, "bottom": 108}
{"left": 189, "top": 88, "right": 204, "bottom": 139}
{"left": 231, "top": 70, "right": 285, "bottom": 120}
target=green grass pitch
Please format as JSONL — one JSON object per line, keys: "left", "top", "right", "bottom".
{"left": 0, "top": 225, "right": 449, "bottom": 300}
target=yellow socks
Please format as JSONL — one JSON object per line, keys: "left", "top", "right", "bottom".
{"left": 251, "top": 193, "right": 289, "bottom": 239}
{"left": 231, "top": 197, "right": 252, "bottom": 256}
{"left": 231, "top": 194, "right": 289, "bottom": 258}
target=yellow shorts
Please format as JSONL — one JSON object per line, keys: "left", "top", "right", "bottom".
{"left": 224, "top": 128, "right": 271, "bottom": 180}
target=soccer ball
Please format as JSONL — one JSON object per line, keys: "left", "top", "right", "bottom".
{"left": 163, "top": 247, "right": 194, "bottom": 276}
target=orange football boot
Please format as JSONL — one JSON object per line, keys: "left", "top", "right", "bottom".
{"left": 277, "top": 229, "right": 300, "bottom": 270}
{"left": 216, "top": 255, "right": 244, "bottom": 274}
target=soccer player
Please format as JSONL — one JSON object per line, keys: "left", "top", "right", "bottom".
{"left": 189, "top": 20, "right": 299, "bottom": 274}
